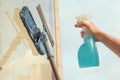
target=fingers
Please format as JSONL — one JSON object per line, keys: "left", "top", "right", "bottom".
{"left": 80, "top": 31, "right": 84, "bottom": 38}
{"left": 75, "top": 21, "right": 90, "bottom": 28}
{"left": 81, "top": 21, "right": 90, "bottom": 27}
{"left": 74, "top": 22, "right": 82, "bottom": 28}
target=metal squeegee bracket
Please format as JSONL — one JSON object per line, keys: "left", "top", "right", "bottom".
{"left": 36, "top": 4, "right": 54, "bottom": 47}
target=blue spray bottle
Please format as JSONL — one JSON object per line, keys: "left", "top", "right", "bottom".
{"left": 76, "top": 14, "right": 99, "bottom": 68}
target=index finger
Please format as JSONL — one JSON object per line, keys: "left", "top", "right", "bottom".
{"left": 74, "top": 22, "right": 82, "bottom": 28}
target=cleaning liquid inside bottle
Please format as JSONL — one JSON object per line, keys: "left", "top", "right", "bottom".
{"left": 78, "top": 34, "right": 99, "bottom": 68}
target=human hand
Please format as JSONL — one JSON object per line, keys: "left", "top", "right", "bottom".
{"left": 75, "top": 21, "right": 103, "bottom": 41}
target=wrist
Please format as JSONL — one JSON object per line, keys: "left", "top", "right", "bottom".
{"left": 97, "top": 30, "right": 107, "bottom": 42}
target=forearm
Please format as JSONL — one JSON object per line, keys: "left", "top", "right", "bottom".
{"left": 100, "top": 32, "right": 120, "bottom": 56}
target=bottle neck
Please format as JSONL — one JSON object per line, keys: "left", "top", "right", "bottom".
{"left": 83, "top": 34, "right": 94, "bottom": 42}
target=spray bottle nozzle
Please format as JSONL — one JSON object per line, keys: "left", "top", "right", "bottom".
{"left": 75, "top": 14, "right": 92, "bottom": 38}
{"left": 75, "top": 14, "right": 92, "bottom": 22}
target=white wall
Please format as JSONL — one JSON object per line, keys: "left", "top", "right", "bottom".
{"left": 0, "top": 0, "right": 53, "bottom": 80}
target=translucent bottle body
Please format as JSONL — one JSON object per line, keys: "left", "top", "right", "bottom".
{"left": 78, "top": 35, "right": 99, "bottom": 68}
